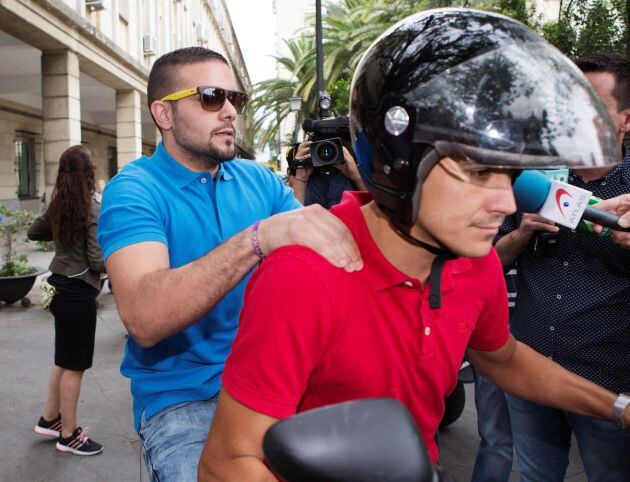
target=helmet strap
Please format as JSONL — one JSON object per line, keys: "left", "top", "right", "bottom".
{"left": 388, "top": 217, "right": 456, "bottom": 309}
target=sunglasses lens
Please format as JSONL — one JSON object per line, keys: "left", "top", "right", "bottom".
{"left": 227, "top": 92, "right": 248, "bottom": 114}
{"left": 200, "top": 87, "right": 226, "bottom": 111}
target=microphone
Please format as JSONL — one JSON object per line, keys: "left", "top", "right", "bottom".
{"left": 512, "top": 170, "right": 630, "bottom": 232}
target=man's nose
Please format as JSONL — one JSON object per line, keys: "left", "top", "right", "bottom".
{"left": 488, "top": 175, "right": 517, "bottom": 215}
{"left": 220, "top": 98, "right": 238, "bottom": 120}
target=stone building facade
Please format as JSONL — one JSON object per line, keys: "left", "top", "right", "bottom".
{"left": 0, "top": 0, "right": 252, "bottom": 211}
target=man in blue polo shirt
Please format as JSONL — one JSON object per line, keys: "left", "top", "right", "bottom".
{"left": 98, "top": 47, "right": 362, "bottom": 481}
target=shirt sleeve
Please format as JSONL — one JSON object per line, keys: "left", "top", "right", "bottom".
{"left": 222, "top": 248, "right": 335, "bottom": 419}
{"left": 27, "top": 215, "right": 52, "bottom": 241}
{"left": 97, "top": 174, "right": 168, "bottom": 261}
{"left": 468, "top": 249, "right": 511, "bottom": 351}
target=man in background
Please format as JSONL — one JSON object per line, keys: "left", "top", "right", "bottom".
{"left": 496, "top": 52, "right": 630, "bottom": 481}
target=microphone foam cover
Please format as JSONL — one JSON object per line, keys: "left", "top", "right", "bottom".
{"left": 512, "top": 170, "right": 552, "bottom": 213}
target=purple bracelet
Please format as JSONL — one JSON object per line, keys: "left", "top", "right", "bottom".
{"left": 251, "top": 220, "right": 265, "bottom": 260}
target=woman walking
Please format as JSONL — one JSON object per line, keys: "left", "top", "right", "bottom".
{"left": 28, "top": 145, "right": 106, "bottom": 456}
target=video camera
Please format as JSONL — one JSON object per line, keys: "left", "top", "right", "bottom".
{"left": 301, "top": 91, "right": 350, "bottom": 168}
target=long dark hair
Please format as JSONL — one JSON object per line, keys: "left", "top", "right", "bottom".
{"left": 46, "top": 145, "right": 96, "bottom": 247}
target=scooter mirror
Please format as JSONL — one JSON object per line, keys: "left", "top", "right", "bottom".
{"left": 263, "top": 398, "right": 443, "bottom": 482}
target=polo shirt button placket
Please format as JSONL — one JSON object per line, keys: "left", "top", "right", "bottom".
{"left": 419, "top": 290, "right": 434, "bottom": 357}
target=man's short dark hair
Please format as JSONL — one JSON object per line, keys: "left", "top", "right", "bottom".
{"left": 147, "top": 47, "right": 229, "bottom": 114}
{"left": 576, "top": 53, "right": 630, "bottom": 111}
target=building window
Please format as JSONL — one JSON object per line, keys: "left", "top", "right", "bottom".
{"left": 108, "top": 146, "right": 118, "bottom": 179}
{"left": 15, "top": 135, "right": 37, "bottom": 198}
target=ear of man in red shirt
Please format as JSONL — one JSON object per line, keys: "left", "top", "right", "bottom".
{"left": 222, "top": 191, "right": 510, "bottom": 462}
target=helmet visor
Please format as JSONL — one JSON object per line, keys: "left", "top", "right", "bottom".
{"left": 411, "top": 42, "right": 618, "bottom": 169}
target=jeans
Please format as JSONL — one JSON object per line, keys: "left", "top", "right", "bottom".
{"left": 507, "top": 395, "right": 630, "bottom": 482}
{"left": 138, "top": 398, "right": 218, "bottom": 482}
{"left": 471, "top": 372, "right": 513, "bottom": 482}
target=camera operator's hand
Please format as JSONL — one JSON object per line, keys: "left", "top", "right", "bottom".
{"left": 288, "top": 141, "right": 313, "bottom": 204}
{"left": 292, "top": 141, "right": 313, "bottom": 181}
{"left": 335, "top": 147, "right": 367, "bottom": 190}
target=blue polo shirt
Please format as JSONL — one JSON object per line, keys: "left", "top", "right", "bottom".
{"left": 98, "top": 143, "right": 301, "bottom": 431}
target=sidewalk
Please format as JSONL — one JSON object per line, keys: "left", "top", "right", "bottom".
{"left": 0, "top": 241, "right": 585, "bottom": 482}
{"left": 0, "top": 242, "right": 145, "bottom": 482}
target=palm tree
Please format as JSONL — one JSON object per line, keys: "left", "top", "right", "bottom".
{"left": 251, "top": 0, "right": 419, "bottom": 151}
{"left": 252, "top": 0, "right": 614, "bottom": 153}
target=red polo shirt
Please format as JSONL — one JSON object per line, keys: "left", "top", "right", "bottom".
{"left": 223, "top": 192, "right": 510, "bottom": 461}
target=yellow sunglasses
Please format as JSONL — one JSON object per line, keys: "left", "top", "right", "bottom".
{"left": 160, "top": 86, "right": 248, "bottom": 114}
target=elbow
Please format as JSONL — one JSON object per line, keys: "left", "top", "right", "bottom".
{"left": 198, "top": 453, "right": 224, "bottom": 482}
{"left": 119, "top": 310, "right": 159, "bottom": 349}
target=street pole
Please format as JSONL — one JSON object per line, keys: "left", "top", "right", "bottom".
{"left": 315, "top": 0, "right": 324, "bottom": 93}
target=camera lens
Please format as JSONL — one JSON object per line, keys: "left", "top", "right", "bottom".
{"left": 315, "top": 141, "right": 338, "bottom": 164}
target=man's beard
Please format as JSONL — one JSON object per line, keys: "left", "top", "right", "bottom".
{"left": 172, "top": 107, "right": 237, "bottom": 166}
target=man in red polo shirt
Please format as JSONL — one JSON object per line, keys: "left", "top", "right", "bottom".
{"left": 199, "top": 10, "right": 630, "bottom": 481}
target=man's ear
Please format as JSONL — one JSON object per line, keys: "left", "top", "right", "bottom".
{"left": 151, "top": 101, "right": 174, "bottom": 132}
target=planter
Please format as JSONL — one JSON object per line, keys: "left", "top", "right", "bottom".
{"left": 0, "top": 271, "right": 45, "bottom": 307}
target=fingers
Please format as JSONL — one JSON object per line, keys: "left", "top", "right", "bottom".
{"left": 259, "top": 206, "right": 363, "bottom": 272}
{"left": 594, "top": 194, "right": 630, "bottom": 215}
{"left": 296, "top": 142, "right": 312, "bottom": 160}
{"left": 526, "top": 222, "right": 559, "bottom": 233}
{"left": 520, "top": 214, "right": 559, "bottom": 233}
{"left": 291, "top": 205, "right": 362, "bottom": 271}
{"left": 592, "top": 195, "right": 630, "bottom": 233}
{"left": 610, "top": 232, "right": 630, "bottom": 249}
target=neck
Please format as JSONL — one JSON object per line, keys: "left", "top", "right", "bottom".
{"left": 162, "top": 138, "right": 220, "bottom": 178}
{"left": 574, "top": 142, "right": 624, "bottom": 182}
{"left": 574, "top": 165, "right": 615, "bottom": 183}
{"left": 361, "top": 202, "right": 437, "bottom": 284}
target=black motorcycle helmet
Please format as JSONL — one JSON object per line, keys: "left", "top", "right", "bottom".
{"left": 350, "top": 8, "right": 617, "bottom": 230}
{"left": 349, "top": 8, "right": 617, "bottom": 307}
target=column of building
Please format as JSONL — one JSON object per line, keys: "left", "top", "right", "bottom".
{"left": 115, "top": 89, "right": 143, "bottom": 170}
{"left": 41, "top": 50, "right": 81, "bottom": 201}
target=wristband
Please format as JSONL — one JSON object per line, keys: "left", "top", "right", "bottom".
{"left": 251, "top": 220, "right": 265, "bottom": 260}
{"left": 292, "top": 176, "right": 308, "bottom": 183}
{"left": 613, "top": 393, "right": 630, "bottom": 431}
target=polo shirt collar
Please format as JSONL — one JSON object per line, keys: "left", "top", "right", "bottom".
{"left": 333, "top": 192, "right": 472, "bottom": 293}
{"left": 153, "top": 142, "right": 234, "bottom": 188}
{"left": 217, "top": 162, "right": 234, "bottom": 181}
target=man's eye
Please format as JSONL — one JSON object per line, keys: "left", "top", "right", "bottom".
{"left": 469, "top": 169, "right": 492, "bottom": 178}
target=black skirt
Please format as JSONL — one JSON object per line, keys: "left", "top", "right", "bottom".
{"left": 49, "top": 273, "right": 100, "bottom": 371}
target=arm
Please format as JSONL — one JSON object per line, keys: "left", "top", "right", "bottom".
{"left": 199, "top": 250, "right": 336, "bottom": 480}
{"left": 494, "top": 214, "right": 559, "bottom": 268}
{"left": 107, "top": 205, "right": 360, "bottom": 348}
{"left": 198, "top": 389, "right": 279, "bottom": 482}
{"left": 86, "top": 221, "right": 106, "bottom": 273}
{"left": 27, "top": 215, "right": 52, "bottom": 241}
{"left": 468, "top": 336, "right": 628, "bottom": 425}
{"left": 592, "top": 193, "right": 630, "bottom": 249}
{"left": 87, "top": 204, "right": 105, "bottom": 273}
